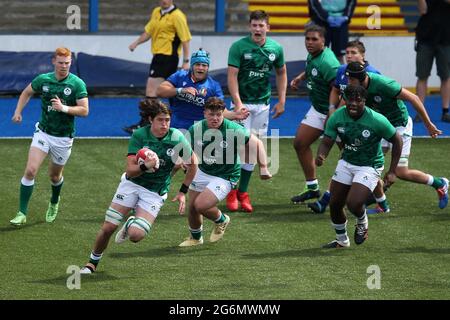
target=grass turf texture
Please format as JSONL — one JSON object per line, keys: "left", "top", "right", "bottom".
{"left": 1, "top": 138, "right": 449, "bottom": 299}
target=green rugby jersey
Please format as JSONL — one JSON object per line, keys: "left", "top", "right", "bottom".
{"left": 31, "top": 72, "right": 88, "bottom": 137}
{"left": 188, "top": 119, "right": 251, "bottom": 183}
{"left": 228, "top": 36, "right": 285, "bottom": 105}
{"left": 365, "top": 73, "right": 409, "bottom": 127}
{"left": 325, "top": 107, "right": 396, "bottom": 168}
{"left": 128, "top": 126, "right": 192, "bottom": 195}
{"left": 305, "top": 47, "right": 340, "bottom": 114}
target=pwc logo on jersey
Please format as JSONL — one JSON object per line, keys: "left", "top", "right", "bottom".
{"left": 249, "top": 70, "right": 264, "bottom": 78}
{"left": 64, "top": 87, "right": 72, "bottom": 96}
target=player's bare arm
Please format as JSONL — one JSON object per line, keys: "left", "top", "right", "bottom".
{"left": 272, "top": 64, "right": 287, "bottom": 119}
{"left": 398, "top": 88, "right": 442, "bottom": 138}
{"left": 50, "top": 96, "right": 89, "bottom": 117}
{"left": 227, "top": 65, "right": 244, "bottom": 111}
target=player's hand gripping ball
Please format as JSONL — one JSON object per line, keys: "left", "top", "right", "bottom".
{"left": 136, "top": 148, "right": 160, "bottom": 173}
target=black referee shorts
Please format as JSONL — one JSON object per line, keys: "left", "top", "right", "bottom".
{"left": 149, "top": 54, "right": 179, "bottom": 79}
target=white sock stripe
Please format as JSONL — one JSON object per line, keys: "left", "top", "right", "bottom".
{"left": 90, "top": 252, "right": 103, "bottom": 261}
{"left": 214, "top": 211, "right": 223, "bottom": 223}
{"left": 189, "top": 226, "right": 203, "bottom": 233}
{"left": 51, "top": 176, "right": 64, "bottom": 187}
{"left": 332, "top": 221, "right": 347, "bottom": 230}
{"left": 357, "top": 212, "right": 368, "bottom": 225}
{"left": 241, "top": 163, "right": 255, "bottom": 171}
{"left": 375, "top": 194, "right": 386, "bottom": 202}
{"left": 426, "top": 174, "right": 434, "bottom": 186}
{"left": 21, "top": 177, "right": 35, "bottom": 186}
{"left": 306, "top": 179, "right": 318, "bottom": 186}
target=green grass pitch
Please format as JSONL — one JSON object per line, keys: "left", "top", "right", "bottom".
{"left": 1, "top": 138, "right": 449, "bottom": 299}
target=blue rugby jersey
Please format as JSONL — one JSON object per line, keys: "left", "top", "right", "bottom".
{"left": 167, "top": 70, "right": 224, "bottom": 130}
{"left": 334, "top": 62, "right": 381, "bottom": 94}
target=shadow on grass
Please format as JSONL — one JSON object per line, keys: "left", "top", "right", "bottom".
{"left": 66, "top": 217, "right": 105, "bottom": 224}
{"left": 241, "top": 247, "right": 352, "bottom": 259}
{"left": 429, "top": 213, "right": 450, "bottom": 221}
{"left": 109, "top": 245, "right": 218, "bottom": 259}
{"left": 29, "top": 272, "right": 123, "bottom": 286}
{"left": 0, "top": 221, "right": 46, "bottom": 232}
{"left": 396, "top": 246, "right": 450, "bottom": 255}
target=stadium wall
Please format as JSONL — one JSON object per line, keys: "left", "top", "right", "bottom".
{"left": 0, "top": 34, "right": 439, "bottom": 88}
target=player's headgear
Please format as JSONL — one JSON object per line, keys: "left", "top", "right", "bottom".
{"left": 190, "top": 48, "right": 210, "bottom": 68}
{"left": 345, "top": 61, "right": 367, "bottom": 83}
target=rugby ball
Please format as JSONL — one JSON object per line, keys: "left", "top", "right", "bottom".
{"left": 136, "top": 148, "right": 160, "bottom": 173}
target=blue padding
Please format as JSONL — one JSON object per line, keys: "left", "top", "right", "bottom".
{"left": 1, "top": 96, "right": 447, "bottom": 137}
{"left": 77, "top": 52, "right": 149, "bottom": 88}
{"left": 0, "top": 51, "right": 77, "bottom": 93}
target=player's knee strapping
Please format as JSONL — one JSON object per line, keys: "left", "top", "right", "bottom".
{"left": 129, "top": 217, "right": 152, "bottom": 236}
{"left": 105, "top": 207, "right": 124, "bottom": 225}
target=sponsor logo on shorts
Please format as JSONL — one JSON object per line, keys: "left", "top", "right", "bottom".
{"left": 116, "top": 194, "right": 124, "bottom": 201}
{"left": 38, "top": 139, "right": 45, "bottom": 146}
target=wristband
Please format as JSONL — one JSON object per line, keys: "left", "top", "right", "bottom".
{"left": 183, "top": 59, "right": 189, "bottom": 63}
{"left": 61, "top": 105, "right": 69, "bottom": 113}
{"left": 139, "top": 163, "right": 148, "bottom": 172}
{"left": 328, "top": 104, "right": 336, "bottom": 111}
{"left": 176, "top": 88, "right": 183, "bottom": 95}
{"left": 179, "top": 183, "right": 189, "bottom": 194}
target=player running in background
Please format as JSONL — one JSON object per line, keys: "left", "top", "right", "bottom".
{"left": 226, "top": 10, "right": 287, "bottom": 213}
{"left": 317, "top": 85, "right": 402, "bottom": 248}
{"left": 346, "top": 62, "right": 448, "bottom": 211}
{"left": 290, "top": 24, "right": 340, "bottom": 206}
{"left": 80, "top": 100, "right": 197, "bottom": 273}
{"left": 179, "top": 97, "right": 272, "bottom": 247}
{"left": 10, "top": 47, "right": 89, "bottom": 226}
